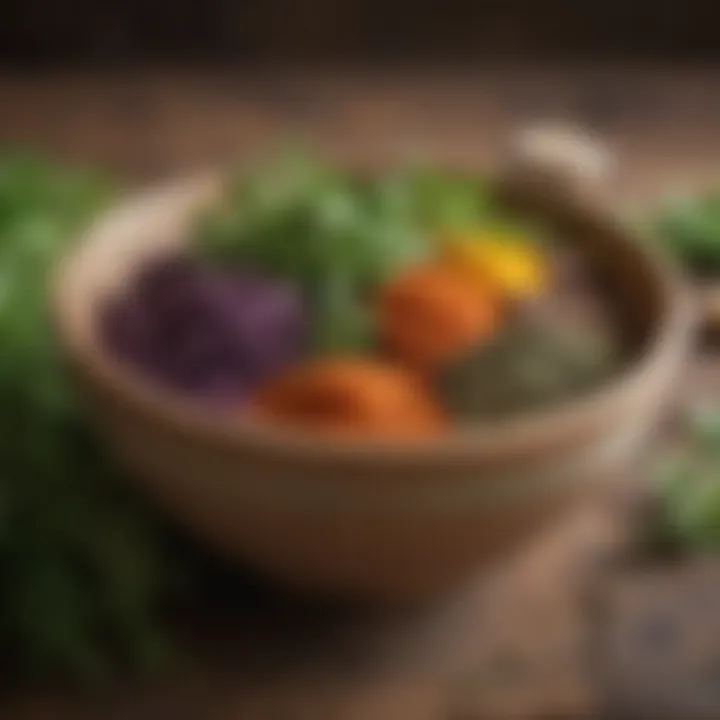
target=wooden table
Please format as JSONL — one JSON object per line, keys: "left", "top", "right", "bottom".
{"left": 2, "top": 65, "right": 720, "bottom": 719}
{"left": 1, "top": 65, "right": 720, "bottom": 197}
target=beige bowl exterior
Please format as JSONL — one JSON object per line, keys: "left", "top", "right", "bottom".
{"left": 51, "top": 171, "right": 694, "bottom": 602}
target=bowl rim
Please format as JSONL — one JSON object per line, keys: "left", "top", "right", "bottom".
{"left": 50, "top": 170, "right": 696, "bottom": 466}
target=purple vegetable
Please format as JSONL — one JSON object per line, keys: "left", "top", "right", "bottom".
{"left": 102, "top": 252, "right": 307, "bottom": 405}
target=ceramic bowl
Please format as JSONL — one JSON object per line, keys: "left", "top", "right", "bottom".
{"left": 50, "top": 151, "right": 694, "bottom": 602}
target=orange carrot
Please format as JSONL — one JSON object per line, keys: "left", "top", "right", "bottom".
{"left": 250, "top": 358, "right": 446, "bottom": 438}
{"left": 378, "top": 264, "right": 498, "bottom": 370}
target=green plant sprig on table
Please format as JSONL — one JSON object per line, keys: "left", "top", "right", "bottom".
{"left": 652, "top": 192, "right": 720, "bottom": 274}
{"left": 0, "top": 152, "right": 174, "bottom": 681}
{"left": 653, "top": 407, "right": 720, "bottom": 551}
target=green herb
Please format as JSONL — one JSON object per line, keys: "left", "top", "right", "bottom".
{"left": 0, "top": 151, "right": 173, "bottom": 680}
{"left": 195, "top": 151, "right": 508, "bottom": 353}
{"left": 652, "top": 193, "right": 720, "bottom": 274}
{"left": 653, "top": 406, "right": 720, "bottom": 550}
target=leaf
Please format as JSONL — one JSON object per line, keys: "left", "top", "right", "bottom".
{"left": 653, "top": 191, "right": 720, "bottom": 271}
{"left": 652, "top": 404, "right": 720, "bottom": 551}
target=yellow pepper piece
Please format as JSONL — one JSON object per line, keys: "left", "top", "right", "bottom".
{"left": 441, "top": 234, "right": 547, "bottom": 300}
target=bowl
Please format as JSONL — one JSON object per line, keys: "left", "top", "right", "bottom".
{"left": 50, "top": 150, "right": 694, "bottom": 603}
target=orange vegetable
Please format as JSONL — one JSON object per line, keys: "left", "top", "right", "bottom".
{"left": 378, "top": 264, "right": 498, "bottom": 370}
{"left": 249, "top": 358, "right": 446, "bottom": 438}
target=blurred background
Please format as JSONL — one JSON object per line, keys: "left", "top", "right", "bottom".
{"left": 0, "top": 0, "right": 717, "bottom": 195}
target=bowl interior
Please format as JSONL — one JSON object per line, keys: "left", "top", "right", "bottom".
{"left": 51, "top": 170, "right": 691, "bottom": 460}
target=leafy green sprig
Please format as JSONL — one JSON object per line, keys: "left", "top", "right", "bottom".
{"left": 0, "top": 152, "right": 173, "bottom": 681}
{"left": 653, "top": 407, "right": 720, "bottom": 550}
{"left": 652, "top": 192, "right": 720, "bottom": 274}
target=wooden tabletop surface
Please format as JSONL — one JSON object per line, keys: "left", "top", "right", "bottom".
{"left": 0, "top": 65, "right": 719, "bottom": 197}
{"left": 2, "top": 65, "right": 720, "bottom": 719}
